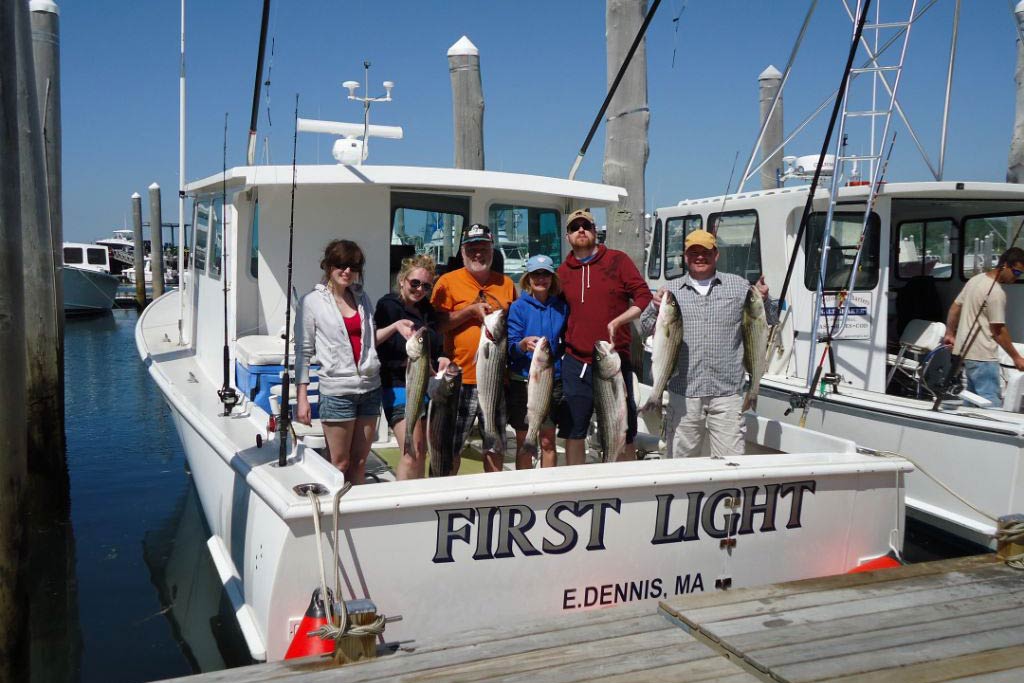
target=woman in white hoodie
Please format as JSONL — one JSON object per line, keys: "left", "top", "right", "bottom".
{"left": 295, "top": 240, "right": 381, "bottom": 483}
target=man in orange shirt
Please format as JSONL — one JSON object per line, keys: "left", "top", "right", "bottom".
{"left": 431, "top": 223, "right": 517, "bottom": 473}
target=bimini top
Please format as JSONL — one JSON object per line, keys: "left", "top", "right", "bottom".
{"left": 185, "top": 164, "right": 627, "bottom": 205}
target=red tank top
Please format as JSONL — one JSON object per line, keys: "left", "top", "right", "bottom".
{"left": 344, "top": 312, "right": 362, "bottom": 362}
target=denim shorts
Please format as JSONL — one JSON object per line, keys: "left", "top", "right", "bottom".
{"left": 381, "top": 385, "right": 430, "bottom": 428}
{"left": 319, "top": 388, "right": 382, "bottom": 422}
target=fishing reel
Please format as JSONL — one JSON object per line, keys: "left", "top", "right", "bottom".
{"left": 218, "top": 385, "right": 240, "bottom": 416}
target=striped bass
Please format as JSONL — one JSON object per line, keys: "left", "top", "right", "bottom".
{"left": 475, "top": 308, "right": 508, "bottom": 454}
{"left": 592, "top": 340, "right": 627, "bottom": 462}
{"left": 427, "top": 364, "right": 462, "bottom": 477}
{"left": 641, "top": 290, "right": 683, "bottom": 413}
{"left": 522, "top": 337, "right": 554, "bottom": 459}
{"left": 403, "top": 329, "right": 431, "bottom": 453}
{"left": 742, "top": 287, "right": 769, "bottom": 411}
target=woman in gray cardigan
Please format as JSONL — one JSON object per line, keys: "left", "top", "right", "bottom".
{"left": 295, "top": 240, "right": 381, "bottom": 483}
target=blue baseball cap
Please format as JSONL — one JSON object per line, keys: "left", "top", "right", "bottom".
{"left": 525, "top": 254, "right": 555, "bottom": 274}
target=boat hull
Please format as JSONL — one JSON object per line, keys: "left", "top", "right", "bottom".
{"left": 63, "top": 266, "right": 119, "bottom": 314}
{"left": 757, "top": 379, "right": 1023, "bottom": 548}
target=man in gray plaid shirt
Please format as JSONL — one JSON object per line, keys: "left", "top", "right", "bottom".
{"left": 640, "top": 230, "right": 777, "bottom": 458}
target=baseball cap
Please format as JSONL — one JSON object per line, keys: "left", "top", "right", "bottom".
{"left": 460, "top": 223, "right": 493, "bottom": 245}
{"left": 684, "top": 231, "right": 717, "bottom": 251}
{"left": 565, "top": 209, "right": 595, "bottom": 230}
{"left": 525, "top": 254, "right": 555, "bottom": 274}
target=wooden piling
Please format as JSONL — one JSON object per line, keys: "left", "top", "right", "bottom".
{"left": 0, "top": 3, "right": 29, "bottom": 679}
{"left": 603, "top": 0, "right": 650, "bottom": 269}
{"left": 447, "top": 36, "right": 484, "bottom": 170}
{"left": 149, "top": 182, "right": 165, "bottom": 299}
{"left": 1009, "top": 1, "right": 1024, "bottom": 182}
{"left": 759, "top": 65, "right": 784, "bottom": 190}
{"left": 132, "top": 192, "right": 146, "bottom": 308}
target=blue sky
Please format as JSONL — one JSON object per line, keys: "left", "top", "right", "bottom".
{"left": 59, "top": 1, "right": 1023, "bottom": 242}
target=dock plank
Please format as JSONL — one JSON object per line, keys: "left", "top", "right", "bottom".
{"left": 658, "top": 555, "right": 1024, "bottom": 683}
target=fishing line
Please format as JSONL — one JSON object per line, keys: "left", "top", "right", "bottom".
{"left": 669, "top": 0, "right": 688, "bottom": 69}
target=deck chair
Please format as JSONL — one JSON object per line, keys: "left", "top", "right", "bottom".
{"left": 999, "top": 343, "right": 1024, "bottom": 412}
{"left": 885, "top": 319, "right": 946, "bottom": 395}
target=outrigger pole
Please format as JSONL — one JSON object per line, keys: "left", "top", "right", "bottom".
{"left": 246, "top": 0, "right": 272, "bottom": 166}
{"left": 568, "top": 0, "right": 662, "bottom": 180}
{"left": 218, "top": 114, "right": 239, "bottom": 416}
{"left": 177, "top": 0, "right": 186, "bottom": 345}
{"left": 278, "top": 95, "right": 300, "bottom": 468}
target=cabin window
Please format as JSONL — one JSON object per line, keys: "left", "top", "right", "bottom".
{"left": 962, "top": 213, "right": 1024, "bottom": 280}
{"left": 664, "top": 215, "right": 702, "bottom": 280}
{"left": 804, "top": 212, "right": 880, "bottom": 291}
{"left": 709, "top": 210, "right": 761, "bottom": 284}
{"left": 209, "top": 197, "right": 223, "bottom": 280}
{"left": 193, "top": 201, "right": 209, "bottom": 273}
{"left": 87, "top": 248, "right": 107, "bottom": 265}
{"left": 249, "top": 203, "right": 259, "bottom": 279}
{"left": 389, "top": 192, "right": 470, "bottom": 283}
{"left": 489, "top": 205, "right": 561, "bottom": 277}
{"left": 897, "top": 219, "right": 953, "bottom": 280}
{"left": 647, "top": 219, "right": 663, "bottom": 279}
{"left": 63, "top": 247, "right": 83, "bottom": 265}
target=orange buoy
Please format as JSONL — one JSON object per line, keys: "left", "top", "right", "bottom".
{"left": 284, "top": 588, "right": 334, "bottom": 659}
{"left": 848, "top": 554, "right": 902, "bottom": 574}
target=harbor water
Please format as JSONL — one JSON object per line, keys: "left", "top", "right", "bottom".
{"left": 61, "top": 306, "right": 978, "bottom": 681}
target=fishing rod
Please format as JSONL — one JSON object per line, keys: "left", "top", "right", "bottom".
{"left": 278, "top": 95, "right": 300, "bottom": 468}
{"left": 218, "top": 113, "right": 240, "bottom": 416}
{"left": 796, "top": 130, "right": 897, "bottom": 428}
{"left": 932, "top": 216, "right": 1024, "bottom": 411}
{"left": 246, "top": 0, "right": 272, "bottom": 165}
{"left": 568, "top": 0, "right": 662, "bottom": 180}
{"left": 763, "top": 0, "right": 871, "bottom": 423}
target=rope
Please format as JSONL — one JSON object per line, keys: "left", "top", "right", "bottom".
{"left": 331, "top": 482, "right": 354, "bottom": 637}
{"left": 862, "top": 448, "right": 1024, "bottom": 569}
{"left": 306, "top": 490, "right": 335, "bottom": 627}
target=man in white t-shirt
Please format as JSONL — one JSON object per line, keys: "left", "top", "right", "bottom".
{"left": 942, "top": 247, "right": 1024, "bottom": 405}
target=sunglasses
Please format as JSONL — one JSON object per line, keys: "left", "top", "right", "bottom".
{"left": 334, "top": 262, "right": 363, "bottom": 273}
{"left": 407, "top": 278, "right": 432, "bottom": 292}
{"left": 1013, "top": 268, "right": 1024, "bottom": 278}
{"left": 566, "top": 222, "right": 594, "bottom": 234}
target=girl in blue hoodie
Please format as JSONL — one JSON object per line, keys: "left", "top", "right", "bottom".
{"left": 507, "top": 254, "right": 568, "bottom": 469}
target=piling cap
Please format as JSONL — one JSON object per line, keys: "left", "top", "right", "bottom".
{"left": 759, "top": 65, "right": 782, "bottom": 81}
{"left": 448, "top": 35, "right": 479, "bottom": 57}
{"left": 131, "top": 192, "right": 141, "bottom": 199}
{"left": 1016, "top": 0, "right": 1024, "bottom": 16}
{"left": 148, "top": 182, "right": 160, "bottom": 190}
{"left": 29, "top": 1, "right": 59, "bottom": 15}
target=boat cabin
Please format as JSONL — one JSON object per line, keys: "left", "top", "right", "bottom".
{"left": 63, "top": 242, "right": 114, "bottom": 273}
{"left": 181, "top": 164, "right": 624, "bottom": 414}
{"left": 646, "top": 181, "right": 1024, "bottom": 399}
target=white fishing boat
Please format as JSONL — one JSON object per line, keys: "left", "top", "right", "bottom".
{"left": 135, "top": 116, "right": 912, "bottom": 661}
{"left": 642, "top": 3, "right": 1024, "bottom": 550}
{"left": 124, "top": 255, "right": 179, "bottom": 286}
{"left": 62, "top": 241, "right": 119, "bottom": 314}
{"left": 96, "top": 227, "right": 147, "bottom": 278}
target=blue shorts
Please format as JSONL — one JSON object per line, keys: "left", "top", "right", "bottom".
{"left": 381, "top": 385, "right": 430, "bottom": 428}
{"left": 319, "top": 388, "right": 382, "bottom": 422}
{"left": 558, "top": 353, "right": 637, "bottom": 444}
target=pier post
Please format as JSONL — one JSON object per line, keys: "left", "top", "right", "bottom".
{"left": 759, "top": 65, "right": 784, "bottom": 190}
{"left": 132, "top": 192, "right": 146, "bottom": 308}
{"left": 1008, "top": 1, "right": 1024, "bottom": 183}
{"left": 149, "top": 183, "right": 165, "bottom": 299}
{"left": 0, "top": 2, "right": 28, "bottom": 678}
{"left": 603, "top": 0, "right": 649, "bottom": 269}
{"left": 448, "top": 36, "right": 484, "bottom": 171}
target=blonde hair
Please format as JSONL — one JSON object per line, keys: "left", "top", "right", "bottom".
{"left": 518, "top": 269, "right": 561, "bottom": 297}
{"left": 396, "top": 254, "right": 437, "bottom": 299}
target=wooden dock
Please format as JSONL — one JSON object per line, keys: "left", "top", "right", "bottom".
{"left": 659, "top": 554, "right": 1024, "bottom": 682}
{"left": 166, "top": 554, "right": 1024, "bottom": 682}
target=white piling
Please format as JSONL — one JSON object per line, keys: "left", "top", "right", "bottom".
{"left": 1009, "top": 1, "right": 1024, "bottom": 183}
{"left": 448, "top": 36, "right": 484, "bottom": 170}
{"left": 132, "top": 192, "right": 146, "bottom": 308}
{"left": 603, "top": 0, "right": 650, "bottom": 268}
{"left": 149, "top": 183, "right": 165, "bottom": 299}
{"left": 759, "top": 65, "right": 784, "bottom": 190}
{"left": 0, "top": 1, "right": 28, "bottom": 677}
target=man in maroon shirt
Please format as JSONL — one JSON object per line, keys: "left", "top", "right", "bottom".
{"left": 557, "top": 209, "right": 653, "bottom": 464}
